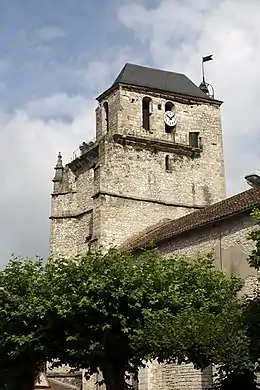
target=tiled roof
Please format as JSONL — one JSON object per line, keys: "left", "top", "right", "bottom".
{"left": 97, "top": 63, "right": 222, "bottom": 103}
{"left": 121, "top": 188, "right": 260, "bottom": 252}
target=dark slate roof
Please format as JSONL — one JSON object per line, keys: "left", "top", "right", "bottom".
{"left": 121, "top": 188, "right": 260, "bottom": 252}
{"left": 97, "top": 63, "right": 220, "bottom": 102}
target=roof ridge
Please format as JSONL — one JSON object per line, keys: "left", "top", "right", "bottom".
{"left": 122, "top": 62, "right": 185, "bottom": 77}
{"left": 112, "top": 63, "right": 128, "bottom": 85}
{"left": 97, "top": 62, "right": 218, "bottom": 102}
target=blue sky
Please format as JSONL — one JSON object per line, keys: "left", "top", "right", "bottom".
{"left": 1, "top": 0, "right": 260, "bottom": 264}
{"left": 0, "top": 0, "right": 143, "bottom": 108}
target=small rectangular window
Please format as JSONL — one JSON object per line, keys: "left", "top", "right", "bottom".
{"left": 189, "top": 132, "right": 199, "bottom": 148}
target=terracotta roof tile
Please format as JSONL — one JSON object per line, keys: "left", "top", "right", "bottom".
{"left": 121, "top": 188, "right": 260, "bottom": 251}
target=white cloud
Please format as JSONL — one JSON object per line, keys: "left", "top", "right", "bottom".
{"left": 0, "top": 105, "right": 95, "bottom": 263}
{"left": 25, "top": 93, "right": 94, "bottom": 120}
{"left": 0, "top": 55, "right": 123, "bottom": 264}
{"left": 118, "top": 0, "right": 260, "bottom": 195}
{"left": 76, "top": 48, "right": 144, "bottom": 93}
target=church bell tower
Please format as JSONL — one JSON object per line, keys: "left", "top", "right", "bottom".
{"left": 50, "top": 63, "right": 226, "bottom": 255}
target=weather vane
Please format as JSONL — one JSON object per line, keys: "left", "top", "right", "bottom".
{"left": 199, "top": 54, "right": 214, "bottom": 98}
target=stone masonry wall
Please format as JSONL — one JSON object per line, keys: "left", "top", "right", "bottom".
{"left": 50, "top": 82, "right": 227, "bottom": 389}
{"left": 137, "top": 211, "right": 258, "bottom": 390}
{"left": 116, "top": 86, "right": 226, "bottom": 204}
{"left": 51, "top": 85, "right": 226, "bottom": 255}
{"left": 96, "top": 88, "right": 121, "bottom": 140}
{"left": 50, "top": 161, "right": 95, "bottom": 256}
{"left": 159, "top": 211, "right": 257, "bottom": 288}
{"left": 138, "top": 362, "right": 213, "bottom": 390}
{"left": 95, "top": 84, "right": 225, "bottom": 250}
{"left": 101, "top": 141, "right": 220, "bottom": 207}
{"left": 97, "top": 194, "right": 194, "bottom": 249}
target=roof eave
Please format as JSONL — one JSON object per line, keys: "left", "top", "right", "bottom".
{"left": 96, "top": 84, "right": 119, "bottom": 102}
{"left": 123, "top": 204, "right": 259, "bottom": 253}
{"left": 96, "top": 82, "right": 223, "bottom": 105}
{"left": 153, "top": 206, "right": 258, "bottom": 248}
{"left": 120, "top": 189, "right": 260, "bottom": 252}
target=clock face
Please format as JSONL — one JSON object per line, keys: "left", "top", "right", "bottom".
{"left": 164, "top": 111, "right": 177, "bottom": 127}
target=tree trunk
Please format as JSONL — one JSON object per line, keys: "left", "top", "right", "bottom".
{"left": 101, "top": 364, "right": 127, "bottom": 390}
{"left": 20, "top": 370, "right": 35, "bottom": 390}
{"left": 220, "top": 370, "right": 257, "bottom": 390}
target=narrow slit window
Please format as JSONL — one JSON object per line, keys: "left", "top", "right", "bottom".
{"left": 142, "top": 97, "right": 152, "bottom": 130}
{"left": 103, "top": 102, "right": 109, "bottom": 131}
{"left": 165, "top": 155, "right": 171, "bottom": 171}
{"left": 189, "top": 132, "right": 199, "bottom": 148}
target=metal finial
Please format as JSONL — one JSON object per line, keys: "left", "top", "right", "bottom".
{"left": 53, "top": 152, "right": 64, "bottom": 185}
{"left": 55, "top": 152, "right": 63, "bottom": 168}
{"left": 200, "top": 54, "right": 215, "bottom": 98}
{"left": 199, "top": 80, "right": 209, "bottom": 95}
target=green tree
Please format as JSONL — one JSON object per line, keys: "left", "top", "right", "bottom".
{"left": 45, "top": 248, "right": 249, "bottom": 390}
{"left": 211, "top": 208, "right": 260, "bottom": 390}
{"left": 0, "top": 256, "right": 56, "bottom": 390}
{"left": 239, "top": 208, "right": 260, "bottom": 388}
{"left": 248, "top": 208, "right": 260, "bottom": 271}
{"left": 0, "top": 248, "right": 253, "bottom": 390}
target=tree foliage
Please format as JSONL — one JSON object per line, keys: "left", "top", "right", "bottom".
{"left": 0, "top": 257, "right": 49, "bottom": 390}
{"left": 248, "top": 208, "right": 260, "bottom": 271}
{"left": 44, "top": 248, "right": 248, "bottom": 389}
{"left": 241, "top": 208, "right": 260, "bottom": 388}
{"left": 213, "top": 208, "right": 260, "bottom": 390}
{"left": 0, "top": 247, "right": 254, "bottom": 390}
